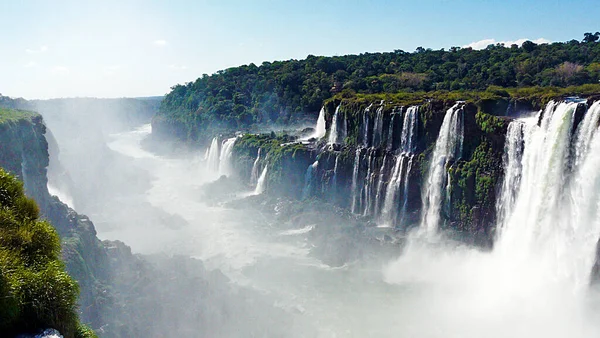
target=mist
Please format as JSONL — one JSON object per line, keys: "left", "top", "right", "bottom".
{"left": 31, "top": 98, "right": 600, "bottom": 338}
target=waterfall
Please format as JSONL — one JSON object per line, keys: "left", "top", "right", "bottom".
{"left": 496, "top": 120, "right": 525, "bottom": 230}
{"left": 362, "top": 104, "right": 372, "bottom": 147}
{"left": 387, "top": 113, "right": 396, "bottom": 151}
{"left": 372, "top": 106, "right": 384, "bottom": 147}
{"left": 373, "top": 153, "right": 389, "bottom": 215}
{"left": 332, "top": 153, "right": 340, "bottom": 190}
{"left": 218, "top": 137, "right": 237, "bottom": 176}
{"left": 207, "top": 137, "right": 221, "bottom": 172}
{"left": 302, "top": 160, "right": 319, "bottom": 199}
{"left": 328, "top": 105, "right": 346, "bottom": 144}
{"left": 362, "top": 149, "right": 377, "bottom": 216}
{"left": 399, "top": 155, "right": 414, "bottom": 225}
{"left": 350, "top": 149, "right": 362, "bottom": 213}
{"left": 495, "top": 100, "right": 600, "bottom": 287}
{"left": 251, "top": 148, "right": 262, "bottom": 184}
{"left": 254, "top": 164, "right": 268, "bottom": 195}
{"left": 420, "top": 103, "right": 464, "bottom": 235}
{"left": 400, "top": 106, "right": 418, "bottom": 153}
{"left": 313, "top": 107, "right": 326, "bottom": 139}
{"left": 380, "top": 106, "right": 419, "bottom": 226}
{"left": 574, "top": 101, "right": 600, "bottom": 166}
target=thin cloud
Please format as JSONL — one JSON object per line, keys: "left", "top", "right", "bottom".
{"left": 26, "top": 45, "right": 48, "bottom": 54}
{"left": 463, "top": 38, "right": 551, "bottom": 50}
{"left": 23, "top": 61, "right": 38, "bottom": 68}
{"left": 103, "top": 65, "right": 121, "bottom": 75}
{"left": 168, "top": 64, "right": 188, "bottom": 70}
{"left": 51, "top": 66, "right": 69, "bottom": 74}
{"left": 153, "top": 39, "right": 167, "bottom": 47}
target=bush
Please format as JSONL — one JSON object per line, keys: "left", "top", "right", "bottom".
{"left": 0, "top": 168, "right": 93, "bottom": 337}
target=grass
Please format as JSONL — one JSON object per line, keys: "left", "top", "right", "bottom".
{"left": 0, "top": 108, "right": 39, "bottom": 125}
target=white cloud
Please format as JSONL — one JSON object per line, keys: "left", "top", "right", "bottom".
{"left": 23, "top": 61, "right": 38, "bottom": 68}
{"left": 26, "top": 45, "right": 48, "bottom": 54}
{"left": 51, "top": 66, "right": 69, "bottom": 74}
{"left": 463, "top": 38, "right": 551, "bottom": 50}
{"left": 153, "top": 39, "right": 167, "bottom": 47}
{"left": 168, "top": 64, "right": 187, "bottom": 70}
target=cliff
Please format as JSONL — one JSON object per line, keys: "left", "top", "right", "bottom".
{"left": 0, "top": 108, "right": 110, "bottom": 331}
{"left": 0, "top": 108, "right": 96, "bottom": 337}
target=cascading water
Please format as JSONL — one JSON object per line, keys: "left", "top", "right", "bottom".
{"left": 373, "top": 153, "right": 389, "bottom": 215}
{"left": 312, "top": 107, "right": 326, "bottom": 139}
{"left": 251, "top": 148, "right": 262, "bottom": 184}
{"left": 372, "top": 105, "right": 385, "bottom": 147}
{"left": 420, "top": 103, "right": 464, "bottom": 235}
{"left": 207, "top": 137, "right": 221, "bottom": 172}
{"left": 302, "top": 160, "right": 319, "bottom": 199}
{"left": 331, "top": 153, "right": 340, "bottom": 191}
{"left": 218, "top": 137, "right": 237, "bottom": 176}
{"left": 381, "top": 106, "right": 419, "bottom": 226}
{"left": 496, "top": 120, "right": 525, "bottom": 229}
{"left": 362, "top": 104, "right": 372, "bottom": 147}
{"left": 496, "top": 100, "right": 600, "bottom": 287}
{"left": 574, "top": 101, "right": 600, "bottom": 166}
{"left": 254, "top": 164, "right": 268, "bottom": 195}
{"left": 328, "top": 105, "right": 346, "bottom": 144}
{"left": 350, "top": 149, "right": 362, "bottom": 213}
{"left": 362, "top": 149, "right": 376, "bottom": 216}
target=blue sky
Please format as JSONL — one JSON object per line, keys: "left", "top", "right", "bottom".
{"left": 1, "top": 0, "right": 599, "bottom": 99}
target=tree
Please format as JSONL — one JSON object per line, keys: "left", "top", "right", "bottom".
{"left": 583, "top": 32, "right": 600, "bottom": 43}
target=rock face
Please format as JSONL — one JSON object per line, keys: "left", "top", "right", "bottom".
{"left": 232, "top": 98, "right": 511, "bottom": 245}
{"left": 0, "top": 110, "right": 112, "bottom": 330}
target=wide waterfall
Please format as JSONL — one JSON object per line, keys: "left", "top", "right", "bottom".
{"left": 420, "top": 102, "right": 464, "bottom": 235}
{"left": 381, "top": 106, "right": 419, "bottom": 226}
{"left": 496, "top": 100, "right": 600, "bottom": 288}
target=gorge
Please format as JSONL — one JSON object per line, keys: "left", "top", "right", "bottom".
{"left": 3, "top": 34, "right": 600, "bottom": 338}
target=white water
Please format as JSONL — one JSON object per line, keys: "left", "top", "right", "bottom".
{"left": 328, "top": 105, "right": 346, "bottom": 144}
{"left": 218, "top": 137, "right": 237, "bottom": 176}
{"left": 302, "top": 160, "right": 319, "bottom": 199}
{"left": 372, "top": 105, "right": 384, "bottom": 147}
{"left": 251, "top": 148, "right": 262, "bottom": 184}
{"left": 381, "top": 106, "right": 418, "bottom": 226}
{"left": 207, "top": 137, "right": 220, "bottom": 172}
{"left": 57, "top": 102, "right": 600, "bottom": 338}
{"left": 496, "top": 120, "right": 525, "bottom": 229}
{"left": 311, "top": 107, "right": 326, "bottom": 140}
{"left": 362, "top": 104, "right": 372, "bottom": 147}
{"left": 420, "top": 103, "right": 464, "bottom": 235}
{"left": 350, "top": 148, "right": 361, "bottom": 213}
{"left": 254, "top": 164, "right": 268, "bottom": 195}
{"left": 383, "top": 100, "right": 600, "bottom": 338}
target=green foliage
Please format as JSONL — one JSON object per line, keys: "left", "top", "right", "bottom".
{"left": 0, "top": 168, "right": 91, "bottom": 337}
{"left": 158, "top": 36, "right": 600, "bottom": 142}
{"left": 476, "top": 111, "right": 505, "bottom": 133}
{"left": 449, "top": 141, "right": 501, "bottom": 225}
{"left": 0, "top": 108, "right": 38, "bottom": 125}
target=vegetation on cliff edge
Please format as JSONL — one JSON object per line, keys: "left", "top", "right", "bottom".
{"left": 157, "top": 34, "right": 600, "bottom": 142}
{"left": 0, "top": 168, "right": 95, "bottom": 338}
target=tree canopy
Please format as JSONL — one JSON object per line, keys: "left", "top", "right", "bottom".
{"left": 157, "top": 34, "right": 600, "bottom": 142}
